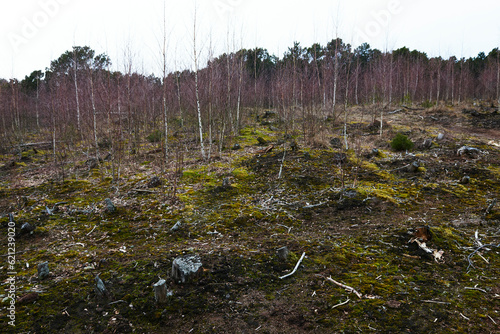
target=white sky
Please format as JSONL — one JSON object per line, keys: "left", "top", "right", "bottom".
{"left": 1, "top": 0, "right": 500, "bottom": 79}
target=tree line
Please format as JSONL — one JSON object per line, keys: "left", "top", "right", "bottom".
{"left": 1, "top": 40, "right": 499, "bottom": 164}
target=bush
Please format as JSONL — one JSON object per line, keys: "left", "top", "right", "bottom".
{"left": 146, "top": 129, "right": 163, "bottom": 143}
{"left": 391, "top": 133, "right": 414, "bottom": 151}
{"left": 421, "top": 100, "right": 435, "bottom": 109}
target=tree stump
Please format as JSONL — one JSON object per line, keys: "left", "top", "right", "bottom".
{"left": 170, "top": 221, "right": 182, "bottom": 232}
{"left": 172, "top": 254, "right": 203, "bottom": 283}
{"left": 277, "top": 246, "right": 289, "bottom": 262}
{"left": 147, "top": 176, "right": 162, "bottom": 188}
{"left": 104, "top": 198, "right": 116, "bottom": 213}
{"left": 37, "top": 262, "right": 49, "bottom": 280}
{"left": 95, "top": 274, "right": 107, "bottom": 298}
{"left": 153, "top": 279, "right": 171, "bottom": 304}
{"left": 407, "top": 161, "right": 420, "bottom": 173}
{"left": 422, "top": 138, "right": 433, "bottom": 149}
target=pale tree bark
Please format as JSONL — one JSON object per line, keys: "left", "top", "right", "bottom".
{"left": 236, "top": 47, "right": 244, "bottom": 133}
{"left": 226, "top": 31, "right": 234, "bottom": 134}
{"left": 192, "top": 5, "right": 205, "bottom": 159}
{"left": 497, "top": 52, "right": 500, "bottom": 112}
{"left": 89, "top": 67, "right": 99, "bottom": 159}
{"left": 73, "top": 48, "right": 81, "bottom": 136}
{"left": 162, "top": 0, "right": 169, "bottom": 163}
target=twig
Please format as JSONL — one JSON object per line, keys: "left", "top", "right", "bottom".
{"left": 421, "top": 300, "right": 450, "bottom": 305}
{"left": 331, "top": 298, "right": 350, "bottom": 309}
{"left": 108, "top": 300, "right": 126, "bottom": 305}
{"left": 388, "top": 108, "right": 404, "bottom": 114}
{"left": 86, "top": 225, "right": 97, "bottom": 236}
{"left": 464, "top": 286, "right": 487, "bottom": 293}
{"left": 467, "top": 243, "right": 500, "bottom": 271}
{"left": 326, "top": 277, "right": 362, "bottom": 298}
{"left": 278, "top": 148, "right": 286, "bottom": 179}
{"left": 279, "top": 252, "right": 306, "bottom": 279}
{"left": 487, "top": 315, "right": 497, "bottom": 325}
{"left": 132, "top": 188, "right": 157, "bottom": 194}
{"left": 459, "top": 312, "right": 470, "bottom": 321}
{"left": 303, "top": 201, "right": 327, "bottom": 209}
{"left": 276, "top": 224, "right": 292, "bottom": 233}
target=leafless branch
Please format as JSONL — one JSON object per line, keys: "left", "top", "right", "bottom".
{"left": 326, "top": 277, "right": 362, "bottom": 298}
{"left": 279, "top": 252, "right": 306, "bottom": 279}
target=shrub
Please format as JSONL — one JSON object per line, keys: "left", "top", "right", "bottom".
{"left": 421, "top": 100, "right": 435, "bottom": 109}
{"left": 146, "top": 129, "right": 163, "bottom": 143}
{"left": 391, "top": 133, "right": 414, "bottom": 151}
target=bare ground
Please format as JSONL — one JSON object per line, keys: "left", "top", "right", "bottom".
{"left": 1, "top": 104, "right": 500, "bottom": 333}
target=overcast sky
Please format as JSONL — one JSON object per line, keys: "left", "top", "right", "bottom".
{"left": 1, "top": 0, "right": 500, "bottom": 79}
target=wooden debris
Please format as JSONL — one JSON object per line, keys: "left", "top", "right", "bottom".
{"left": 331, "top": 298, "right": 350, "bottom": 309}
{"left": 326, "top": 277, "right": 362, "bottom": 299}
{"left": 256, "top": 144, "right": 274, "bottom": 155}
{"left": 409, "top": 237, "right": 444, "bottom": 263}
{"left": 172, "top": 254, "right": 203, "bottom": 283}
{"left": 95, "top": 274, "right": 108, "bottom": 298}
{"left": 279, "top": 252, "right": 305, "bottom": 279}
{"left": 153, "top": 279, "right": 171, "bottom": 304}
{"left": 414, "top": 226, "right": 432, "bottom": 241}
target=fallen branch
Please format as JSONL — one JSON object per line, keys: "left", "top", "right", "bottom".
{"left": 279, "top": 252, "right": 305, "bottom": 279}
{"left": 388, "top": 108, "right": 404, "bottom": 114}
{"left": 421, "top": 300, "right": 450, "bottom": 305}
{"left": 467, "top": 242, "right": 500, "bottom": 271}
{"left": 409, "top": 238, "right": 444, "bottom": 263}
{"left": 86, "top": 225, "right": 97, "bottom": 236}
{"left": 464, "top": 286, "right": 487, "bottom": 293}
{"left": 331, "top": 298, "right": 350, "bottom": 309}
{"left": 326, "top": 277, "right": 362, "bottom": 299}
{"left": 278, "top": 148, "right": 286, "bottom": 179}
{"left": 131, "top": 188, "right": 157, "bottom": 194}
{"left": 303, "top": 201, "right": 327, "bottom": 209}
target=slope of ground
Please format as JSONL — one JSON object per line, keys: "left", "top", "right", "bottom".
{"left": 1, "top": 104, "right": 499, "bottom": 333}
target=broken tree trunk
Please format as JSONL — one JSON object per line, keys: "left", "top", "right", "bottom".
{"left": 153, "top": 279, "right": 171, "bottom": 304}
{"left": 172, "top": 254, "right": 203, "bottom": 283}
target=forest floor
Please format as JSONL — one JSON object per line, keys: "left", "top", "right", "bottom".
{"left": 1, "top": 103, "right": 500, "bottom": 333}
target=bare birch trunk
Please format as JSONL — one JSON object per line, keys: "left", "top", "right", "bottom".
{"left": 193, "top": 7, "right": 205, "bottom": 159}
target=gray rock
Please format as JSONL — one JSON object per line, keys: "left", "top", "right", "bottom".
{"left": 37, "top": 262, "right": 49, "bottom": 280}
{"left": 437, "top": 133, "right": 445, "bottom": 141}
{"left": 172, "top": 254, "right": 203, "bottom": 283}
{"left": 231, "top": 143, "right": 241, "bottom": 150}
